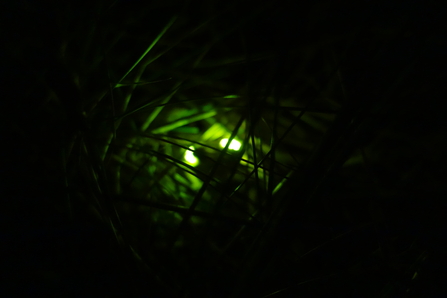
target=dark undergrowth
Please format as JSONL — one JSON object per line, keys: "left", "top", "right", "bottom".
{"left": 1, "top": 0, "right": 447, "bottom": 297}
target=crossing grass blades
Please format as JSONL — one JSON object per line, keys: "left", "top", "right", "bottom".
{"left": 35, "top": 1, "right": 447, "bottom": 297}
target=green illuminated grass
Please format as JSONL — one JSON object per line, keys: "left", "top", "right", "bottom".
{"left": 11, "top": 0, "right": 445, "bottom": 297}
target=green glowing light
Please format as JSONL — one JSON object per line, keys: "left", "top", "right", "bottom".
{"left": 184, "top": 146, "right": 199, "bottom": 166}
{"left": 219, "top": 138, "right": 241, "bottom": 151}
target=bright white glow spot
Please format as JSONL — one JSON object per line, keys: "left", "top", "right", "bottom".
{"left": 219, "top": 138, "right": 241, "bottom": 151}
{"left": 184, "top": 146, "right": 199, "bottom": 166}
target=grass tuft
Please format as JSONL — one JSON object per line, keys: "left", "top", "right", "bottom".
{"left": 4, "top": 0, "right": 446, "bottom": 297}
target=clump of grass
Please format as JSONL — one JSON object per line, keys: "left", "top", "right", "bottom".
{"left": 23, "top": 0, "right": 447, "bottom": 297}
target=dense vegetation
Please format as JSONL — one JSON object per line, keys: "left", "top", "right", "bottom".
{"left": 1, "top": 0, "right": 446, "bottom": 296}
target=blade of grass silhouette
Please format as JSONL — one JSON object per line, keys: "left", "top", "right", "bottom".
{"left": 96, "top": 17, "right": 179, "bottom": 162}
{"left": 167, "top": 114, "right": 246, "bottom": 251}
{"left": 229, "top": 98, "right": 320, "bottom": 297}
{"left": 235, "top": 103, "right": 362, "bottom": 295}
{"left": 112, "top": 84, "right": 183, "bottom": 122}
{"left": 115, "top": 195, "right": 260, "bottom": 228}
{"left": 150, "top": 110, "right": 217, "bottom": 134}
{"left": 191, "top": 131, "right": 265, "bottom": 271}
{"left": 265, "top": 91, "right": 281, "bottom": 211}
{"left": 115, "top": 18, "right": 179, "bottom": 122}
{"left": 228, "top": 99, "right": 313, "bottom": 201}
{"left": 139, "top": 36, "right": 215, "bottom": 132}
{"left": 113, "top": 15, "right": 178, "bottom": 90}
{"left": 139, "top": 81, "right": 183, "bottom": 132}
